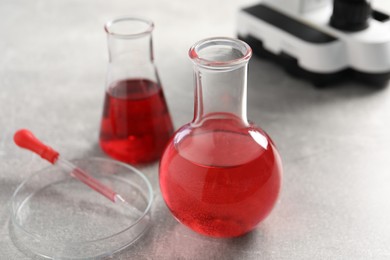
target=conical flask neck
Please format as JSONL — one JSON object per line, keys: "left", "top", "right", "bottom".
{"left": 104, "top": 17, "right": 158, "bottom": 86}
{"left": 107, "top": 33, "right": 153, "bottom": 64}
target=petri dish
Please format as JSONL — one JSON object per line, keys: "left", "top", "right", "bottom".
{"left": 10, "top": 157, "right": 153, "bottom": 259}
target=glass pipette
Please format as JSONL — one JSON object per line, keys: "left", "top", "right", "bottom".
{"left": 13, "top": 129, "right": 131, "bottom": 206}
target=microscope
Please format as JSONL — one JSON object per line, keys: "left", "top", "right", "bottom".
{"left": 237, "top": 0, "right": 390, "bottom": 87}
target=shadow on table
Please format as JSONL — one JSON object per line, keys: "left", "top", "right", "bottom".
{"left": 104, "top": 200, "right": 273, "bottom": 260}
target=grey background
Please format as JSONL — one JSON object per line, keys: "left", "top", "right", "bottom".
{"left": 1, "top": 0, "right": 390, "bottom": 259}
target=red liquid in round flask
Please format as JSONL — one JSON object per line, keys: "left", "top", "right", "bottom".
{"left": 159, "top": 37, "right": 282, "bottom": 238}
{"left": 99, "top": 17, "right": 173, "bottom": 164}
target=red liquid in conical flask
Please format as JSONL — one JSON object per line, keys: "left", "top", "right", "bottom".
{"left": 159, "top": 115, "right": 282, "bottom": 237}
{"left": 100, "top": 79, "right": 173, "bottom": 164}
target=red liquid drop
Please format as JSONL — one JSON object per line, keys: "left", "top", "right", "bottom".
{"left": 99, "top": 79, "right": 174, "bottom": 164}
{"left": 159, "top": 115, "right": 282, "bottom": 237}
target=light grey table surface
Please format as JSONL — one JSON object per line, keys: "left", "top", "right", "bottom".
{"left": 1, "top": 0, "right": 390, "bottom": 259}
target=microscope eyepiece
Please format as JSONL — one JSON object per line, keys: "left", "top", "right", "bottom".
{"left": 330, "top": 0, "right": 372, "bottom": 31}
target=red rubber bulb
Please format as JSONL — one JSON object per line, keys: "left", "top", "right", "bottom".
{"left": 14, "top": 129, "right": 59, "bottom": 164}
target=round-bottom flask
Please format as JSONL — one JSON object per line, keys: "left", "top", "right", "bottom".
{"left": 159, "top": 37, "right": 282, "bottom": 238}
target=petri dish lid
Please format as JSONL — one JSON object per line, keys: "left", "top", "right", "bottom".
{"left": 10, "top": 157, "right": 153, "bottom": 259}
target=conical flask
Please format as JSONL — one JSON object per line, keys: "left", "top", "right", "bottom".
{"left": 99, "top": 17, "right": 174, "bottom": 164}
{"left": 159, "top": 37, "right": 283, "bottom": 238}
